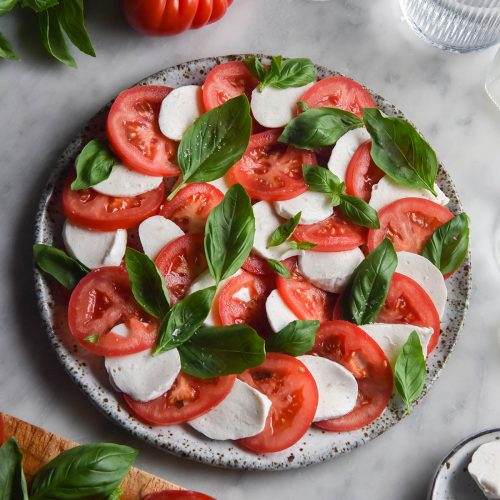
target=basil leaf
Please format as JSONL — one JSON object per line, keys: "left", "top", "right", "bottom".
{"left": 38, "top": 8, "right": 76, "bottom": 68}
{"left": 422, "top": 213, "right": 469, "bottom": 275}
{"left": 0, "top": 438, "right": 28, "bottom": 500}
{"left": 297, "top": 101, "right": 309, "bottom": 112}
{"left": 124, "top": 248, "right": 170, "bottom": 319}
{"left": 266, "top": 320, "right": 319, "bottom": 356}
{"left": 267, "top": 259, "right": 291, "bottom": 278}
{"left": 302, "top": 164, "right": 343, "bottom": 198}
{"left": 30, "top": 443, "right": 137, "bottom": 500}
{"left": 267, "top": 212, "right": 301, "bottom": 248}
{"left": 84, "top": 334, "right": 99, "bottom": 344}
{"left": 0, "top": 31, "right": 18, "bottom": 59}
{"left": 107, "top": 487, "right": 123, "bottom": 500}
{"left": 55, "top": 0, "right": 95, "bottom": 57}
{"left": 260, "top": 56, "right": 316, "bottom": 91}
{"left": 0, "top": 0, "right": 18, "bottom": 16}
{"left": 71, "top": 139, "right": 117, "bottom": 190}
{"left": 394, "top": 331, "right": 426, "bottom": 414}
{"left": 204, "top": 184, "right": 255, "bottom": 284}
{"left": 34, "top": 244, "right": 88, "bottom": 289}
{"left": 179, "top": 325, "right": 266, "bottom": 379}
{"left": 339, "top": 194, "right": 380, "bottom": 229}
{"left": 154, "top": 286, "right": 216, "bottom": 355}
{"left": 363, "top": 108, "right": 438, "bottom": 195}
{"left": 20, "top": 0, "right": 58, "bottom": 12}
{"left": 280, "top": 108, "right": 363, "bottom": 150}
{"left": 346, "top": 238, "right": 397, "bottom": 325}
{"left": 288, "top": 241, "right": 316, "bottom": 250}
{"left": 244, "top": 56, "right": 266, "bottom": 81}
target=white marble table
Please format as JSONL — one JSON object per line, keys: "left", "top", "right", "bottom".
{"left": 1, "top": 1, "right": 499, "bottom": 498}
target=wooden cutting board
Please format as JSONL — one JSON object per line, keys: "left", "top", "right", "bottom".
{"left": 1, "top": 413, "right": 182, "bottom": 499}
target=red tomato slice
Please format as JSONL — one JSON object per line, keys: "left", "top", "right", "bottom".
{"left": 68, "top": 267, "right": 158, "bottom": 356}
{"left": 124, "top": 372, "right": 236, "bottom": 425}
{"left": 0, "top": 414, "right": 4, "bottom": 445}
{"left": 159, "top": 183, "right": 224, "bottom": 233}
{"left": 242, "top": 252, "right": 273, "bottom": 276}
{"left": 238, "top": 353, "right": 318, "bottom": 453}
{"left": 107, "top": 86, "right": 179, "bottom": 177}
{"left": 300, "top": 76, "right": 376, "bottom": 117}
{"left": 144, "top": 492, "right": 215, "bottom": 500}
{"left": 155, "top": 234, "right": 207, "bottom": 305}
{"left": 367, "top": 197, "right": 454, "bottom": 254}
{"left": 345, "top": 141, "right": 384, "bottom": 202}
{"left": 228, "top": 130, "right": 316, "bottom": 201}
{"left": 293, "top": 211, "right": 366, "bottom": 252}
{"left": 312, "top": 320, "right": 393, "bottom": 432}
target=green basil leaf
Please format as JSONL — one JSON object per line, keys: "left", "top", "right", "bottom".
{"left": 84, "top": 334, "right": 99, "bottom": 344}
{"left": 154, "top": 286, "right": 216, "bottom": 355}
{"left": 30, "top": 443, "right": 137, "bottom": 500}
{"left": 0, "top": 31, "right": 19, "bottom": 59}
{"left": 266, "top": 320, "right": 319, "bottom": 356}
{"left": 267, "top": 212, "right": 301, "bottom": 248}
{"left": 204, "top": 184, "right": 255, "bottom": 285}
{"left": 55, "top": 0, "right": 95, "bottom": 57}
{"left": 244, "top": 56, "right": 266, "bottom": 81}
{"left": 38, "top": 8, "right": 76, "bottom": 68}
{"left": 179, "top": 324, "right": 266, "bottom": 379}
{"left": 280, "top": 108, "right": 363, "bottom": 150}
{"left": 107, "top": 487, "right": 123, "bottom": 500}
{"left": 363, "top": 108, "right": 438, "bottom": 195}
{"left": 394, "top": 331, "right": 427, "bottom": 414}
{"left": 339, "top": 194, "right": 380, "bottom": 229}
{"left": 33, "top": 244, "right": 88, "bottom": 289}
{"left": 0, "top": 0, "right": 18, "bottom": 16}
{"left": 20, "top": 0, "right": 58, "bottom": 12}
{"left": 261, "top": 56, "right": 316, "bottom": 91}
{"left": 297, "top": 101, "right": 309, "bottom": 112}
{"left": 267, "top": 258, "right": 291, "bottom": 278}
{"left": 346, "top": 238, "right": 397, "bottom": 325}
{"left": 71, "top": 139, "right": 117, "bottom": 190}
{"left": 0, "top": 438, "right": 28, "bottom": 500}
{"left": 302, "top": 164, "right": 343, "bottom": 197}
{"left": 288, "top": 241, "right": 317, "bottom": 250}
{"left": 124, "top": 248, "right": 170, "bottom": 319}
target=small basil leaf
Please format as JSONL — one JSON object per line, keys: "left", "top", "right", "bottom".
{"left": 71, "top": 139, "right": 117, "bottom": 190}
{"left": 422, "top": 213, "right": 469, "bottom": 275}
{"left": 20, "top": 0, "right": 58, "bottom": 12}
{"left": 297, "top": 101, "right": 309, "bottom": 112}
{"left": 0, "top": 438, "right": 29, "bottom": 500}
{"left": 302, "top": 164, "right": 343, "bottom": 196}
{"left": 124, "top": 248, "right": 170, "bottom": 319}
{"left": 38, "top": 8, "right": 76, "bottom": 68}
{"left": 288, "top": 241, "right": 317, "bottom": 250}
{"left": 339, "top": 194, "right": 380, "bottom": 229}
{"left": 56, "top": 0, "right": 95, "bottom": 57}
{"left": 394, "top": 331, "right": 427, "bottom": 414}
{"left": 0, "top": 0, "right": 18, "bottom": 16}
{"left": 267, "top": 259, "right": 291, "bottom": 278}
{"left": 179, "top": 325, "right": 266, "bottom": 379}
{"left": 363, "top": 108, "right": 438, "bottom": 195}
{"left": 267, "top": 212, "right": 301, "bottom": 248}
{"left": 0, "top": 31, "right": 19, "bottom": 59}
{"left": 261, "top": 56, "right": 315, "bottom": 91}
{"left": 244, "top": 56, "right": 266, "bottom": 81}
{"left": 30, "top": 443, "right": 137, "bottom": 500}
{"left": 84, "top": 334, "right": 99, "bottom": 344}
{"left": 204, "top": 184, "right": 255, "bottom": 284}
{"left": 266, "top": 320, "right": 319, "bottom": 356}
{"left": 107, "top": 487, "right": 123, "bottom": 500}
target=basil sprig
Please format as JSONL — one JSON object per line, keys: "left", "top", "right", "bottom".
{"left": 0, "top": 32, "right": 19, "bottom": 60}
{"left": 267, "top": 259, "right": 291, "bottom": 278}
{"left": 422, "top": 213, "right": 469, "bottom": 275}
{"left": 266, "top": 320, "right": 319, "bottom": 357}
{"left": 0, "top": 438, "right": 28, "bottom": 500}
{"left": 267, "top": 212, "right": 301, "bottom": 248}
{"left": 394, "top": 331, "right": 427, "bottom": 414}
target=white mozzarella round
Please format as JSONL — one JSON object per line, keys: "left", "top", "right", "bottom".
{"left": 159, "top": 85, "right": 204, "bottom": 141}
{"left": 138, "top": 216, "right": 184, "bottom": 260}
{"left": 274, "top": 191, "right": 333, "bottom": 224}
{"left": 207, "top": 176, "right": 230, "bottom": 194}
{"left": 468, "top": 440, "right": 500, "bottom": 500}
{"left": 251, "top": 82, "right": 314, "bottom": 128}
{"left": 105, "top": 347, "right": 181, "bottom": 402}
{"left": 265, "top": 289, "right": 299, "bottom": 333}
{"left": 298, "top": 248, "right": 364, "bottom": 293}
{"left": 63, "top": 220, "right": 127, "bottom": 270}
{"left": 396, "top": 251, "right": 447, "bottom": 318}
{"left": 298, "top": 355, "right": 358, "bottom": 421}
{"left": 189, "top": 379, "right": 272, "bottom": 440}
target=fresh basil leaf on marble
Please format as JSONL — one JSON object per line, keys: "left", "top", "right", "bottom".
{"left": 55, "top": 0, "right": 95, "bottom": 57}
{"left": 339, "top": 193, "right": 380, "bottom": 229}
{"left": 0, "top": 31, "right": 18, "bottom": 59}
{"left": 38, "top": 8, "right": 76, "bottom": 68}
{"left": 267, "top": 212, "right": 301, "bottom": 248}
{"left": 267, "top": 259, "right": 291, "bottom": 278}
{"left": 0, "top": 438, "right": 29, "bottom": 500}
{"left": 302, "top": 164, "right": 343, "bottom": 204}
{"left": 288, "top": 241, "right": 317, "bottom": 250}
{"left": 266, "top": 320, "right": 319, "bottom": 357}
{"left": 244, "top": 56, "right": 266, "bottom": 81}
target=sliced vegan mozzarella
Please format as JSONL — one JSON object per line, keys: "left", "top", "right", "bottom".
{"left": 189, "top": 379, "right": 272, "bottom": 440}
{"left": 274, "top": 191, "right": 333, "bottom": 224}
{"left": 369, "top": 175, "right": 449, "bottom": 211}
{"left": 63, "top": 220, "right": 127, "bottom": 270}
{"left": 265, "top": 289, "right": 299, "bottom": 333}
{"left": 250, "top": 82, "right": 314, "bottom": 128}
{"left": 298, "top": 248, "right": 364, "bottom": 293}
{"left": 396, "top": 251, "right": 447, "bottom": 318}
{"left": 468, "top": 440, "right": 500, "bottom": 499}
{"left": 297, "top": 355, "right": 358, "bottom": 421}
{"left": 207, "top": 176, "right": 230, "bottom": 194}
{"left": 105, "top": 347, "right": 181, "bottom": 402}
{"left": 158, "top": 85, "right": 204, "bottom": 141}
{"left": 138, "top": 216, "right": 184, "bottom": 260}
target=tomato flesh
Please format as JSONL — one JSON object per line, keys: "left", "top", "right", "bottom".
{"left": 242, "top": 252, "right": 273, "bottom": 276}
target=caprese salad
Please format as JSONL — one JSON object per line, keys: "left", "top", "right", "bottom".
{"left": 34, "top": 56, "right": 470, "bottom": 454}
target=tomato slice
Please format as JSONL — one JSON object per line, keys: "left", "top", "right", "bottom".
{"left": 144, "top": 492, "right": 215, "bottom": 500}
{"left": 107, "top": 86, "right": 179, "bottom": 177}
{"left": 155, "top": 234, "right": 207, "bottom": 305}
{"left": 312, "top": 320, "right": 393, "bottom": 432}
{"left": 293, "top": 211, "right": 366, "bottom": 252}
{"left": 159, "top": 183, "right": 224, "bottom": 233}
{"left": 124, "top": 372, "right": 236, "bottom": 425}
{"left": 238, "top": 353, "right": 318, "bottom": 453}
{"left": 242, "top": 252, "right": 273, "bottom": 276}
{"left": 228, "top": 130, "right": 316, "bottom": 201}
{"left": 300, "top": 76, "right": 376, "bottom": 117}
{"left": 202, "top": 61, "right": 258, "bottom": 110}
{"left": 345, "top": 141, "right": 384, "bottom": 202}
{"left": 367, "top": 197, "right": 454, "bottom": 254}
{"left": 68, "top": 267, "right": 158, "bottom": 356}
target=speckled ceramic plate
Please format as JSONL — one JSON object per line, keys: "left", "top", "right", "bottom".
{"left": 34, "top": 55, "right": 472, "bottom": 471}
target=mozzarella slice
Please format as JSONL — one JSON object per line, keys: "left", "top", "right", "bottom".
{"left": 359, "top": 323, "right": 433, "bottom": 365}
{"left": 110, "top": 323, "right": 130, "bottom": 338}
{"left": 251, "top": 82, "right": 314, "bottom": 128}
{"left": 265, "top": 289, "right": 299, "bottom": 333}
{"left": 189, "top": 379, "right": 271, "bottom": 440}
{"left": 207, "top": 176, "right": 230, "bottom": 194}
{"left": 138, "top": 216, "right": 184, "bottom": 260}
{"left": 274, "top": 191, "right": 333, "bottom": 224}
{"left": 159, "top": 85, "right": 204, "bottom": 141}
{"left": 63, "top": 220, "right": 126, "bottom": 270}
{"left": 298, "top": 248, "right": 364, "bottom": 293}
{"left": 468, "top": 441, "right": 500, "bottom": 499}
{"left": 396, "top": 251, "right": 447, "bottom": 318}
{"left": 327, "top": 128, "right": 371, "bottom": 181}
{"left": 297, "top": 355, "right": 358, "bottom": 421}
{"left": 369, "top": 175, "right": 449, "bottom": 211}
{"left": 105, "top": 348, "right": 181, "bottom": 402}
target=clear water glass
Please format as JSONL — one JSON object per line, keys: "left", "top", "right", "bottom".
{"left": 400, "top": 0, "right": 500, "bottom": 52}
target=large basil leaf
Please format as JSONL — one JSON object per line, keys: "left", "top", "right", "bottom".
{"left": 339, "top": 194, "right": 380, "bottom": 229}
{"left": 0, "top": 31, "right": 18, "bottom": 59}
{"left": 38, "top": 8, "right": 76, "bottom": 68}
{"left": 267, "top": 212, "right": 301, "bottom": 248}
{"left": 0, "top": 438, "right": 28, "bottom": 500}
{"left": 55, "top": 0, "right": 95, "bottom": 57}
{"left": 266, "top": 320, "right": 319, "bottom": 357}
{"left": 0, "top": 0, "right": 18, "bottom": 16}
